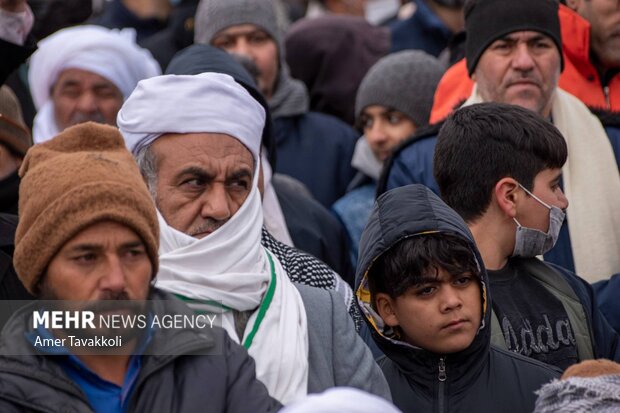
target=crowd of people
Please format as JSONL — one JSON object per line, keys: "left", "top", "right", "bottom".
{"left": 1, "top": 0, "right": 620, "bottom": 412}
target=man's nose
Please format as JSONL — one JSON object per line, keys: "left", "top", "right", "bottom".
{"left": 75, "top": 91, "right": 98, "bottom": 113}
{"left": 439, "top": 286, "right": 463, "bottom": 313}
{"left": 200, "top": 185, "right": 232, "bottom": 222}
{"left": 230, "top": 38, "right": 252, "bottom": 59}
{"left": 99, "top": 256, "right": 127, "bottom": 293}
{"left": 366, "top": 120, "right": 388, "bottom": 146}
{"left": 511, "top": 43, "right": 535, "bottom": 71}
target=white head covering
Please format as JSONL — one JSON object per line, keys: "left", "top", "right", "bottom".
{"left": 280, "top": 387, "right": 402, "bottom": 413}
{"left": 117, "top": 71, "right": 308, "bottom": 404}
{"left": 29, "top": 25, "right": 161, "bottom": 144}
{"left": 118, "top": 72, "right": 264, "bottom": 161}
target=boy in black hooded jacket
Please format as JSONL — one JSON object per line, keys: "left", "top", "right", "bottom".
{"left": 356, "top": 184, "right": 559, "bottom": 412}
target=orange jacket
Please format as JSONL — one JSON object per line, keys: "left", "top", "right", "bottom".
{"left": 429, "top": 5, "right": 620, "bottom": 124}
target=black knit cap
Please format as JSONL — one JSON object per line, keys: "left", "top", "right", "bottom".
{"left": 465, "top": 0, "right": 563, "bottom": 75}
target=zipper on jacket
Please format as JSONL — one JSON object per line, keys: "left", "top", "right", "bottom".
{"left": 438, "top": 357, "right": 447, "bottom": 382}
{"left": 437, "top": 357, "right": 446, "bottom": 413}
{"left": 604, "top": 86, "right": 611, "bottom": 109}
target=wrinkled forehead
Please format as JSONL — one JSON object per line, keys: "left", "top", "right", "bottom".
{"left": 52, "top": 68, "right": 121, "bottom": 93}
{"left": 152, "top": 132, "right": 257, "bottom": 172}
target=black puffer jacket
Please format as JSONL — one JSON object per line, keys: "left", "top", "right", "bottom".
{"left": 0, "top": 289, "right": 281, "bottom": 413}
{"left": 355, "top": 185, "right": 560, "bottom": 413}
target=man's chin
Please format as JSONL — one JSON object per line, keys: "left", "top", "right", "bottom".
{"left": 192, "top": 231, "right": 212, "bottom": 239}
{"left": 505, "top": 96, "right": 546, "bottom": 117}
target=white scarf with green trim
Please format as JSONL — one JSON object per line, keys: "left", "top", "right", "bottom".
{"left": 154, "top": 181, "right": 309, "bottom": 404}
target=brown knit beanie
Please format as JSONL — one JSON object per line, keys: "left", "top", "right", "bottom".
{"left": 14, "top": 122, "right": 159, "bottom": 295}
{"left": 0, "top": 85, "right": 31, "bottom": 156}
{"left": 562, "top": 359, "right": 620, "bottom": 380}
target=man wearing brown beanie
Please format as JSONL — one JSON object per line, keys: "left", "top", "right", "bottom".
{"left": 0, "top": 121, "right": 280, "bottom": 413}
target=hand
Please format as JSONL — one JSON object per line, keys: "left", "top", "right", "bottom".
{"left": 0, "top": 0, "right": 27, "bottom": 13}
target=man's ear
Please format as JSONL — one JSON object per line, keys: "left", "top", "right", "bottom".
{"left": 494, "top": 177, "right": 520, "bottom": 219}
{"left": 375, "top": 293, "right": 400, "bottom": 328}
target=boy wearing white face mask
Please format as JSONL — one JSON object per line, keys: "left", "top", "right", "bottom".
{"left": 433, "top": 102, "right": 620, "bottom": 371}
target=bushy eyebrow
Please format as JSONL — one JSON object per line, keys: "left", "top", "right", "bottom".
{"left": 498, "top": 34, "right": 551, "bottom": 44}
{"left": 175, "top": 166, "right": 214, "bottom": 182}
{"left": 67, "top": 240, "right": 144, "bottom": 253}
{"left": 412, "top": 272, "right": 473, "bottom": 286}
{"left": 228, "top": 168, "right": 253, "bottom": 182}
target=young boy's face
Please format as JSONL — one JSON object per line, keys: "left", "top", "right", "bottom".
{"left": 376, "top": 267, "right": 482, "bottom": 354}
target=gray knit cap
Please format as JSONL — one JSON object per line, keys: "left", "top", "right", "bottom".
{"left": 355, "top": 50, "right": 445, "bottom": 128}
{"left": 534, "top": 375, "right": 620, "bottom": 413}
{"left": 194, "top": 0, "right": 281, "bottom": 48}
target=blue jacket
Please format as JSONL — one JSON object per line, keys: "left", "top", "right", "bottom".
{"left": 594, "top": 274, "right": 620, "bottom": 335}
{"left": 274, "top": 113, "right": 358, "bottom": 208}
{"left": 379, "top": 120, "right": 620, "bottom": 273}
{"left": 388, "top": 0, "right": 453, "bottom": 55}
{"left": 91, "top": 0, "right": 167, "bottom": 42}
{"left": 332, "top": 182, "right": 376, "bottom": 267}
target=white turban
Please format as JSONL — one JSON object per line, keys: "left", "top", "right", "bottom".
{"left": 280, "top": 388, "right": 402, "bottom": 413}
{"left": 117, "top": 72, "right": 265, "bottom": 162}
{"left": 29, "top": 25, "right": 161, "bottom": 143}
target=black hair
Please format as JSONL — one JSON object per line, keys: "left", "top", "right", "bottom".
{"left": 433, "top": 102, "right": 567, "bottom": 223}
{"left": 368, "top": 233, "right": 480, "bottom": 303}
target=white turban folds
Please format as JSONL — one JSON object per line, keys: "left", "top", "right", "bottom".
{"left": 29, "top": 25, "right": 161, "bottom": 143}
{"left": 117, "top": 72, "right": 265, "bottom": 162}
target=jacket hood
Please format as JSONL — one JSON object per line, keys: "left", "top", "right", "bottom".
{"left": 166, "top": 44, "right": 277, "bottom": 168}
{"left": 284, "top": 15, "right": 390, "bottom": 125}
{"left": 355, "top": 184, "right": 490, "bottom": 368}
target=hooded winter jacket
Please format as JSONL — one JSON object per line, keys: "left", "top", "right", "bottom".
{"left": 356, "top": 184, "right": 560, "bottom": 413}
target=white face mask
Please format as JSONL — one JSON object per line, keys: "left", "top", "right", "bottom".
{"left": 511, "top": 183, "right": 566, "bottom": 258}
{"left": 365, "top": 0, "right": 400, "bottom": 24}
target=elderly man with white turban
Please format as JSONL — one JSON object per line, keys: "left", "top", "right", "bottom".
{"left": 28, "top": 25, "right": 160, "bottom": 143}
{"left": 117, "top": 72, "right": 390, "bottom": 405}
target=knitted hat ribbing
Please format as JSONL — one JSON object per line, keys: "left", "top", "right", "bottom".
{"left": 14, "top": 122, "right": 159, "bottom": 295}
{"left": 465, "top": 0, "right": 563, "bottom": 75}
{"left": 355, "top": 50, "right": 444, "bottom": 128}
{"left": 194, "top": 0, "right": 280, "bottom": 49}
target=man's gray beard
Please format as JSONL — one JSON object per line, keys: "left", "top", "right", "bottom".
{"left": 189, "top": 217, "right": 229, "bottom": 237}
